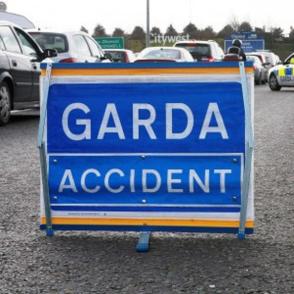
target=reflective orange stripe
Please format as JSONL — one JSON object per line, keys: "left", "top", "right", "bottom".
{"left": 41, "top": 216, "right": 254, "bottom": 228}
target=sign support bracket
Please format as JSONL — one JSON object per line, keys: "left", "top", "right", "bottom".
{"left": 38, "top": 63, "right": 53, "bottom": 237}
{"left": 238, "top": 62, "right": 254, "bottom": 240}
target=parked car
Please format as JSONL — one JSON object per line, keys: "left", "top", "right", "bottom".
{"left": 268, "top": 52, "right": 294, "bottom": 91}
{"left": 135, "top": 47, "right": 194, "bottom": 63}
{"left": 246, "top": 55, "right": 267, "bottom": 85}
{"left": 257, "top": 51, "right": 280, "bottom": 67}
{"left": 28, "top": 30, "right": 109, "bottom": 63}
{"left": 0, "top": 21, "right": 56, "bottom": 125}
{"left": 246, "top": 52, "right": 267, "bottom": 65}
{"left": 104, "top": 49, "right": 136, "bottom": 63}
{"left": 174, "top": 40, "right": 224, "bottom": 62}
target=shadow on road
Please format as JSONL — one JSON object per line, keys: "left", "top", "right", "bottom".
{"left": 38, "top": 232, "right": 262, "bottom": 257}
{"left": 8, "top": 110, "right": 39, "bottom": 125}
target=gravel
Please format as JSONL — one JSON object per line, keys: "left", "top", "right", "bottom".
{"left": 0, "top": 86, "right": 293, "bottom": 293}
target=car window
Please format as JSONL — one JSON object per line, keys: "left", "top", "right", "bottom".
{"left": 141, "top": 48, "right": 181, "bottom": 60}
{"left": 15, "top": 28, "right": 38, "bottom": 58}
{"left": 105, "top": 51, "right": 126, "bottom": 62}
{"left": 284, "top": 54, "right": 294, "bottom": 65}
{"left": 175, "top": 43, "right": 211, "bottom": 60}
{"left": 85, "top": 37, "right": 102, "bottom": 58}
{"left": 73, "top": 35, "right": 91, "bottom": 57}
{"left": 0, "top": 26, "right": 21, "bottom": 54}
{"left": 29, "top": 32, "right": 68, "bottom": 53}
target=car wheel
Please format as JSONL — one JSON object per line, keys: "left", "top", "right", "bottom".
{"left": 256, "top": 74, "right": 262, "bottom": 85}
{"left": 0, "top": 81, "right": 11, "bottom": 126}
{"left": 269, "top": 74, "right": 281, "bottom": 91}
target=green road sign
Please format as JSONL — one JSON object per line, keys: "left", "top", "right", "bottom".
{"left": 95, "top": 37, "right": 124, "bottom": 49}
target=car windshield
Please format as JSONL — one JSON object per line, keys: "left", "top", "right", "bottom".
{"left": 29, "top": 32, "right": 68, "bottom": 53}
{"left": 106, "top": 51, "right": 126, "bottom": 62}
{"left": 175, "top": 43, "right": 211, "bottom": 60}
{"left": 141, "top": 48, "right": 181, "bottom": 60}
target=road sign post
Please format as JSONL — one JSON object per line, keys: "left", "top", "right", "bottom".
{"left": 39, "top": 62, "right": 255, "bottom": 251}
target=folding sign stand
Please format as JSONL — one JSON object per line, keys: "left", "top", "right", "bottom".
{"left": 38, "top": 62, "right": 254, "bottom": 252}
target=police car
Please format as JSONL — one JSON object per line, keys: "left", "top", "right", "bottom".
{"left": 268, "top": 52, "right": 294, "bottom": 91}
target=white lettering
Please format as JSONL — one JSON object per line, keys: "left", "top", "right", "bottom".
{"left": 62, "top": 103, "right": 91, "bottom": 141}
{"left": 104, "top": 168, "right": 125, "bottom": 193}
{"left": 214, "top": 169, "right": 232, "bottom": 193}
{"left": 167, "top": 169, "right": 183, "bottom": 193}
{"left": 199, "top": 103, "right": 228, "bottom": 139}
{"left": 97, "top": 104, "right": 125, "bottom": 139}
{"left": 142, "top": 169, "right": 161, "bottom": 193}
{"left": 189, "top": 169, "right": 210, "bottom": 193}
{"left": 130, "top": 169, "right": 135, "bottom": 193}
{"left": 81, "top": 169, "right": 100, "bottom": 193}
{"left": 166, "top": 103, "right": 194, "bottom": 139}
{"left": 133, "top": 104, "right": 156, "bottom": 139}
{"left": 58, "top": 169, "right": 77, "bottom": 193}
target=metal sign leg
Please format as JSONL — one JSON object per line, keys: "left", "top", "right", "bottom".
{"left": 39, "top": 144, "right": 53, "bottom": 236}
{"left": 38, "top": 63, "right": 53, "bottom": 236}
{"left": 238, "top": 62, "right": 254, "bottom": 240}
{"left": 136, "top": 231, "right": 151, "bottom": 252}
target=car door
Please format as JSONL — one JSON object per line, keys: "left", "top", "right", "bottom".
{"left": 0, "top": 25, "right": 33, "bottom": 104}
{"left": 84, "top": 36, "right": 104, "bottom": 62}
{"left": 13, "top": 27, "right": 42, "bottom": 103}
{"left": 279, "top": 55, "right": 294, "bottom": 87}
{"left": 72, "top": 34, "right": 93, "bottom": 62}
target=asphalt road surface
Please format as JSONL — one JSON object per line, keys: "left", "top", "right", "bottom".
{"left": 0, "top": 86, "right": 293, "bottom": 293}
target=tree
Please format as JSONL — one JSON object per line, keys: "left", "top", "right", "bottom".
{"left": 112, "top": 28, "right": 124, "bottom": 37}
{"left": 80, "top": 26, "right": 88, "bottom": 33}
{"left": 183, "top": 23, "right": 198, "bottom": 39}
{"left": 93, "top": 24, "right": 107, "bottom": 37}
{"left": 165, "top": 25, "right": 178, "bottom": 36}
{"left": 202, "top": 26, "right": 216, "bottom": 38}
{"left": 130, "top": 26, "right": 145, "bottom": 40}
{"left": 255, "top": 26, "right": 265, "bottom": 36}
{"left": 230, "top": 17, "right": 240, "bottom": 31}
{"left": 150, "top": 26, "right": 161, "bottom": 37}
{"left": 239, "top": 21, "right": 253, "bottom": 32}
{"left": 218, "top": 24, "right": 234, "bottom": 38}
{"left": 271, "top": 27, "right": 284, "bottom": 40}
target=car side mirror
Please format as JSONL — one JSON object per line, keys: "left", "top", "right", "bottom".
{"left": 42, "top": 49, "right": 58, "bottom": 59}
{"left": 102, "top": 53, "right": 112, "bottom": 61}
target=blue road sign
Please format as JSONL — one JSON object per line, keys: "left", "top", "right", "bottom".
{"left": 49, "top": 154, "right": 242, "bottom": 210}
{"left": 225, "top": 31, "right": 265, "bottom": 52}
{"left": 47, "top": 82, "right": 244, "bottom": 153}
{"left": 46, "top": 80, "right": 245, "bottom": 212}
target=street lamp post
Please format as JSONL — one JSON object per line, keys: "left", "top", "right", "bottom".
{"left": 146, "top": 0, "right": 150, "bottom": 47}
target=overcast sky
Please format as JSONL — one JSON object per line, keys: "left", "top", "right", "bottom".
{"left": 3, "top": 0, "right": 294, "bottom": 35}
